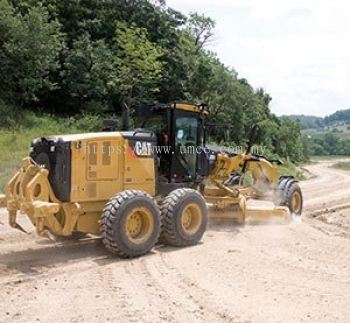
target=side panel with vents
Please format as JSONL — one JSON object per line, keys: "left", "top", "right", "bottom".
{"left": 70, "top": 137, "right": 123, "bottom": 202}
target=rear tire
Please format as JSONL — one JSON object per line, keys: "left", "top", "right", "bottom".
{"left": 274, "top": 177, "right": 303, "bottom": 216}
{"left": 100, "top": 190, "right": 161, "bottom": 258}
{"left": 160, "top": 188, "right": 208, "bottom": 247}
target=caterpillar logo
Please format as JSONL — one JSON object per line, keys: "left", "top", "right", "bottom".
{"left": 134, "top": 141, "right": 153, "bottom": 157}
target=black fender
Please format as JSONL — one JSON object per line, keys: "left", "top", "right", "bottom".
{"left": 277, "top": 176, "right": 298, "bottom": 192}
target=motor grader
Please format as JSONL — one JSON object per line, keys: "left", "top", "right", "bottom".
{"left": 0, "top": 103, "right": 302, "bottom": 258}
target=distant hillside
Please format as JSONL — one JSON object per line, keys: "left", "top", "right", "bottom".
{"left": 284, "top": 109, "right": 350, "bottom": 129}
{"left": 286, "top": 115, "right": 325, "bottom": 129}
{"left": 324, "top": 109, "right": 350, "bottom": 125}
{"left": 291, "top": 109, "right": 350, "bottom": 156}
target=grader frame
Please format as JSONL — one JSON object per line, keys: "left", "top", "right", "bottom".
{"left": 0, "top": 102, "right": 302, "bottom": 257}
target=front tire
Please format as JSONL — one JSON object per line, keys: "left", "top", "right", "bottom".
{"left": 100, "top": 190, "right": 161, "bottom": 258}
{"left": 274, "top": 177, "right": 303, "bottom": 216}
{"left": 160, "top": 188, "right": 208, "bottom": 247}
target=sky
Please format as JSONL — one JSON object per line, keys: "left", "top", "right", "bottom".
{"left": 166, "top": 0, "right": 350, "bottom": 117}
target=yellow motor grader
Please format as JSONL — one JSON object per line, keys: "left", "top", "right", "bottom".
{"left": 0, "top": 103, "right": 302, "bottom": 258}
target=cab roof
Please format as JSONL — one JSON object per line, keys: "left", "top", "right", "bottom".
{"left": 171, "top": 102, "right": 209, "bottom": 115}
{"left": 135, "top": 102, "right": 209, "bottom": 119}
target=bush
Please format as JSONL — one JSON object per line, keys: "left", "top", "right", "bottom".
{"left": 68, "top": 114, "right": 103, "bottom": 133}
{"left": 278, "top": 159, "right": 305, "bottom": 180}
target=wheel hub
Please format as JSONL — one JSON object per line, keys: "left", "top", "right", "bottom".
{"left": 125, "top": 207, "right": 154, "bottom": 244}
{"left": 180, "top": 203, "right": 202, "bottom": 235}
{"left": 126, "top": 213, "right": 143, "bottom": 237}
{"left": 291, "top": 191, "right": 301, "bottom": 213}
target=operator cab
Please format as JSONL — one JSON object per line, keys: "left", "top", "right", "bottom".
{"left": 136, "top": 103, "right": 210, "bottom": 193}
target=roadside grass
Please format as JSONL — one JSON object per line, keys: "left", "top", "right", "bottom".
{"left": 332, "top": 161, "right": 350, "bottom": 171}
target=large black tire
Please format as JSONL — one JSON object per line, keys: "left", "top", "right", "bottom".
{"left": 224, "top": 173, "right": 241, "bottom": 186}
{"left": 273, "top": 177, "right": 303, "bottom": 216}
{"left": 160, "top": 188, "right": 208, "bottom": 247}
{"left": 100, "top": 190, "right": 161, "bottom": 258}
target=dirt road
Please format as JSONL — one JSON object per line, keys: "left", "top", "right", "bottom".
{"left": 0, "top": 159, "right": 349, "bottom": 323}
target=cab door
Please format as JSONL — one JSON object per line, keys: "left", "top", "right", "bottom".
{"left": 171, "top": 110, "right": 199, "bottom": 181}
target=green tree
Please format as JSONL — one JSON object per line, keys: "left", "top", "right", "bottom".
{"left": 323, "top": 133, "right": 339, "bottom": 155}
{"left": 114, "top": 22, "right": 164, "bottom": 109}
{"left": 60, "top": 34, "right": 117, "bottom": 113}
{"left": 187, "top": 12, "right": 215, "bottom": 53}
{"left": 0, "top": 0, "right": 63, "bottom": 124}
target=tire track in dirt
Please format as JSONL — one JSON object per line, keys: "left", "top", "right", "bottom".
{"left": 157, "top": 253, "right": 243, "bottom": 323}
{"left": 0, "top": 237, "right": 107, "bottom": 285}
{"left": 301, "top": 159, "right": 350, "bottom": 213}
{"left": 124, "top": 255, "right": 213, "bottom": 323}
{"left": 300, "top": 159, "right": 350, "bottom": 240}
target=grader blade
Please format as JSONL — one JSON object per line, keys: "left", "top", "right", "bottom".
{"left": 204, "top": 179, "right": 290, "bottom": 223}
{"left": 205, "top": 184, "right": 290, "bottom": 223}
{"left": 208, "top": 202, "right": 289, "bottom": 221}
{"left": 244, "top": 201, "right": 289, "bottom": 220}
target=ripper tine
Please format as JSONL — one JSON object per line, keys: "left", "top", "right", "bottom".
{"left": 13, "top": 222, "right": 28, "bottom": 234}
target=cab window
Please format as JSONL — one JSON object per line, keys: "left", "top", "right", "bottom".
{"left": 175, "top": 117, "right": 198, "bottom": 176}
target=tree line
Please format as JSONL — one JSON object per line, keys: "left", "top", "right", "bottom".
{"left": 0, "top": 0, "right": 307, "bottom": 162}
{"left": 306, "top": 133, "right": 350, "bottom": 156}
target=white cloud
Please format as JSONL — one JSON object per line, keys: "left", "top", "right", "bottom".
{"left": 166, "top": 0, "right": 350, "bottom": 116}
